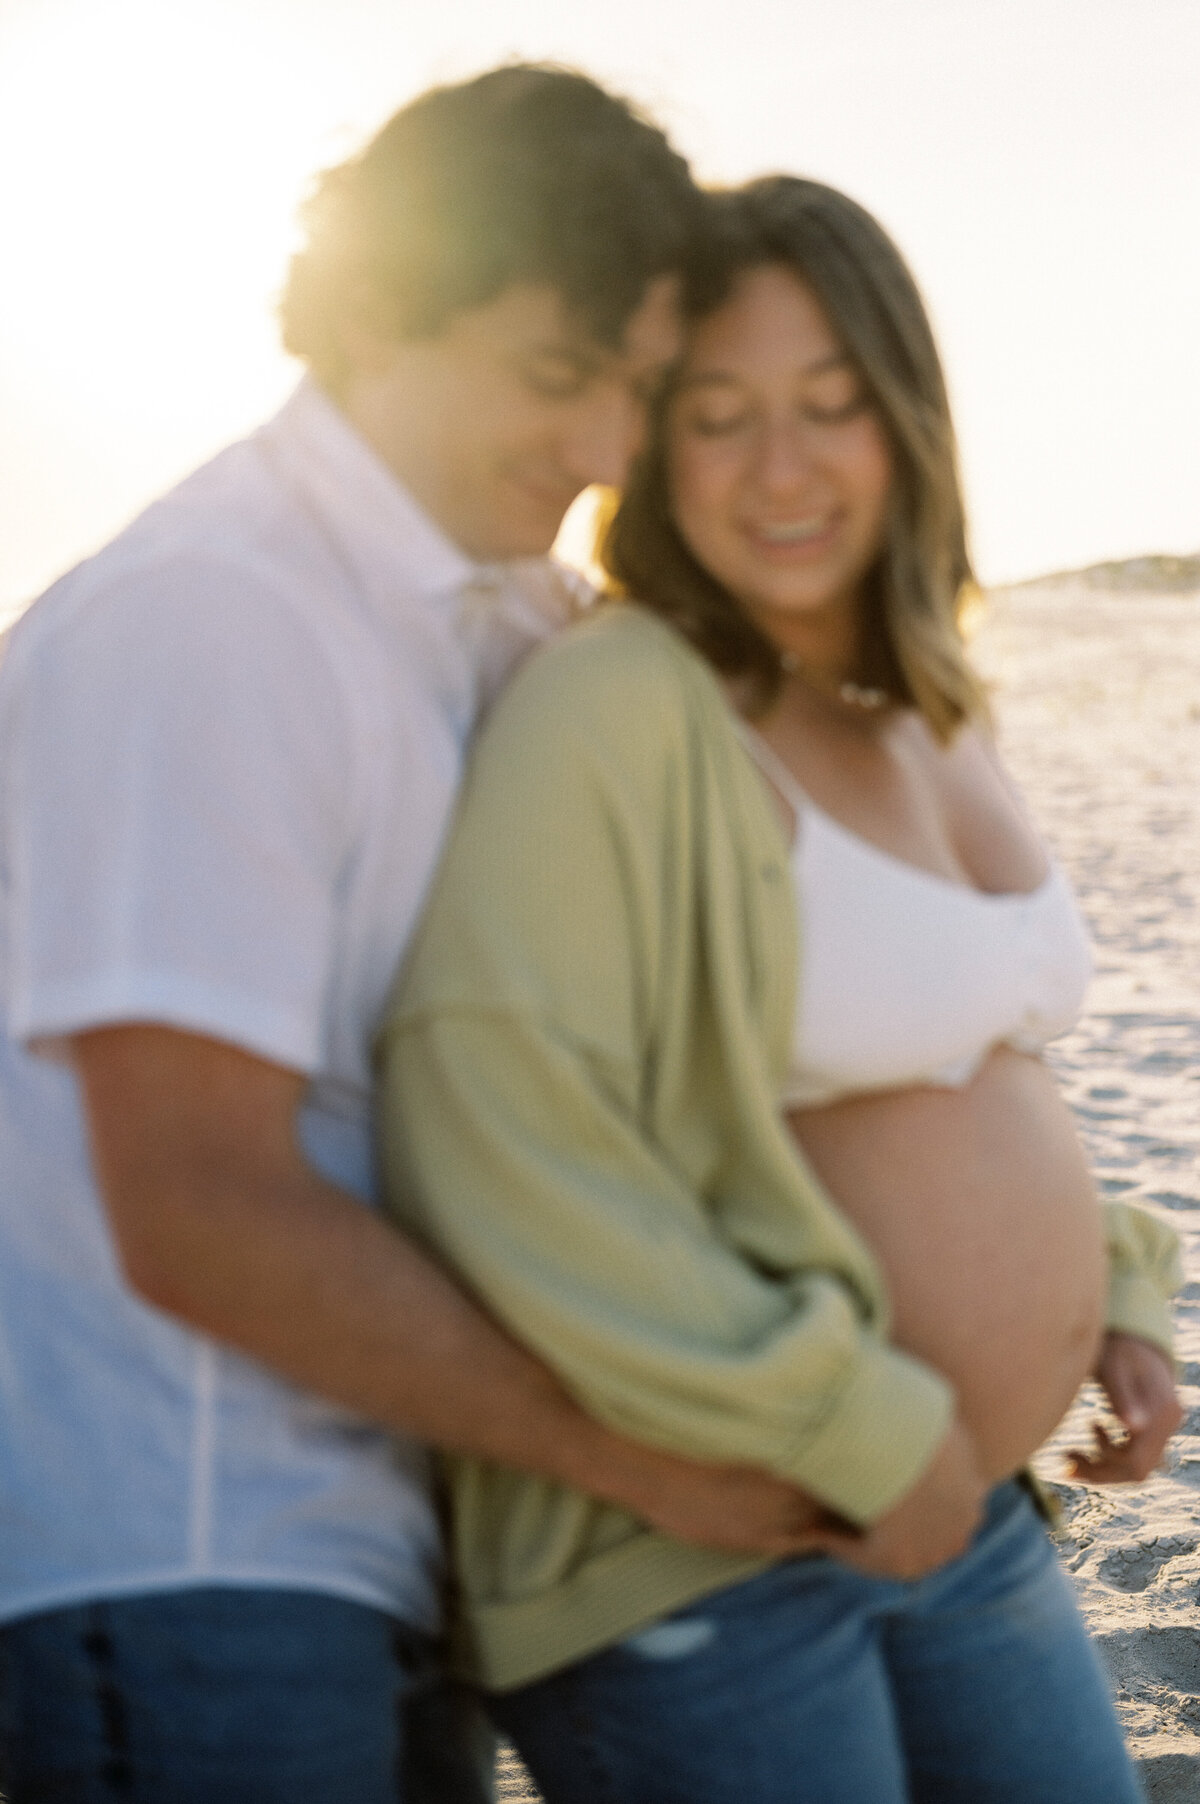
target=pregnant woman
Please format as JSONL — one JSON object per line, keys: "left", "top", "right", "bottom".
{"left": 378, "top": 177, "right": 1181, "bottom": 1802}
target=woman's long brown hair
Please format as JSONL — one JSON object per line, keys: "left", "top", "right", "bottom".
{"left": 602, "top": 176, "right": 988, "bottom": 740}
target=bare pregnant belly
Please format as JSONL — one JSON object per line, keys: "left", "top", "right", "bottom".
{"left": 787, "top": 1047, "right": 1107, "bottom": 1482}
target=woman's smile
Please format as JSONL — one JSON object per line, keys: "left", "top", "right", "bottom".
{"left": 742, "top": 511, "right": 842, "bottom": 554}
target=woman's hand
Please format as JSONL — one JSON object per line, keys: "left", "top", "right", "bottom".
{"left": 799, "top": 1415, "right": 987, "bottom": 1581}
{"left": 1066, "top": 1331, "right": 1183, "bottom": 1483}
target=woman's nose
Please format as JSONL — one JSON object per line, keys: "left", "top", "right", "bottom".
{"left": 753, "top": 415, "right": 818, "bottom": 491}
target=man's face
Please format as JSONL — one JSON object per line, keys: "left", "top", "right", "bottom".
{"left": 338, "top": 277, "right": 683, "bottom": 560}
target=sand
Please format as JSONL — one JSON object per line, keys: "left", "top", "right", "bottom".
{"left": 497, "top": 576, "right": 1200, "bottom": 1802}
{"left": 981, "top": 577, "right": 1200, "bottom": 1802}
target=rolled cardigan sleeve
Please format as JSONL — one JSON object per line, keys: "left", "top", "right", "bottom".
{"left": 1102, "top": 1199, "right": 1182, "bottom": 1358}
{"left": 380, "top": 1005, "right": 951, "bottom": 1523}
{"left": 376, "top": 615, "right": 952, "bottom": 1526}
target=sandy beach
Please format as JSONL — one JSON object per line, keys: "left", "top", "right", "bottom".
{"left": 498, "top": 573, "right": 1200, "bottom": 1802}
{"left": 982, "top": 575, "right": 1200, "bottom": 1802}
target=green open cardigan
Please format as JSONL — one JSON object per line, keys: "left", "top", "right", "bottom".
{"left": 376, "top": 603, "right": 1180, "bottom": 1691}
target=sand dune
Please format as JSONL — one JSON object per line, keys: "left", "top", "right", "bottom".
{"left": 499, "top": 577, "right": 1200, "bottom": 1801}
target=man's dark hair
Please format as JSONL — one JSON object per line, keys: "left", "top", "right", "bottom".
{"left": 281, "top": 64, "right": 700, "bottom": 383}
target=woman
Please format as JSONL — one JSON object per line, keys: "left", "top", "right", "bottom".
{"left": 377, "top": 178, "right": 1181, "bottom": 1802}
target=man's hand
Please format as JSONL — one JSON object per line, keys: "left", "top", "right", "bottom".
{"left": 792, "top": 1415, "right": 987, "bottom": 1582}
{"left": 585, "top": 1437, "right": 836, "bottom": 1558}
{"left": 1066, "top": 1331, "right": 1182, "bottom": 1484}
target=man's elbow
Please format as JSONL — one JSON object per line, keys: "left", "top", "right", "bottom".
{"left": 100, "top": 1178, "right": 220, "bottom": 1326}
{"left": 116, "top": 1239, "right": 194, "bottom": 1318}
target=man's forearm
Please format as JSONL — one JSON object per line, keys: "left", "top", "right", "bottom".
{"left": 109, "top": 1146, "right": 619, "bottom": 1486}
{"left": 75, "top": 1022, "right": 824, "bottom": 1555}
{"left": 113, "top": 1157, "right": 830, "bottom": 1550}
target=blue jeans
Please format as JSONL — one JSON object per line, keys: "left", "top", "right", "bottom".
{"left": 493, "top": 1482, "right": 1143, "bottom": 1804}
{"left": 0, "top": 1587, "right": 492, "bottom": 1803}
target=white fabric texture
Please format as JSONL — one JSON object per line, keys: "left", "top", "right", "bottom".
{"left": 0, "top": 380, "right": 576, "bottom": 1629}
{"left": 734, "top": 724, "right": 1094, "bottom": 1109}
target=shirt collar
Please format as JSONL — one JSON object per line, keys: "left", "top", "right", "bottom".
{"left": 253, "top": 378, "right": 591, "bottom": 736}
{"left": 255, "top": 377, "right": 481, "bottom": 624}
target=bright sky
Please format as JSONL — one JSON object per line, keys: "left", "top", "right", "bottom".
{"left": 1, "top": 0, "right": 1197, "bottom": 625}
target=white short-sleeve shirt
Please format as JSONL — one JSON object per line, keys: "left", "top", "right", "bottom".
{"left": 0, "top": 381, "right": 574, "bottom": 1628}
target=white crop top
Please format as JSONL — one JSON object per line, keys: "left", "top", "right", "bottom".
{"left": 736, "top": 725, "right": 1093, "bottom": 1108}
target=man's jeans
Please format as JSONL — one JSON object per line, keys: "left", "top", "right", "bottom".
{"left": 0, "top": 1587, "right": 492, "bottom": 1803}
{"left": 493, "top": 1481, "right": 1144, "bottom": 1804}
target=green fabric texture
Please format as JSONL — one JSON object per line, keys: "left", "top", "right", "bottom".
{"left": 376, "top": 603, "right": 1178, "bottom": 1691}
{"left": 1103, "top": 1197, "right": 1184, "bottom": 1359}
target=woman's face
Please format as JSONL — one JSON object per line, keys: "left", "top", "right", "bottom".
{"left": 667, "top": 264, "right": 893, "bottom": 648}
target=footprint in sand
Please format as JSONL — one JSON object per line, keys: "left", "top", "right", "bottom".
{"left": 1099, "top": 1538, "right": 1200, "bottom": 1593}
{"left": 1098, "top": 1625, "right": 1200, "bottom": 1702}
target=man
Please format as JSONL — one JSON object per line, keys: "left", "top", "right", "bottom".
{"left": 0, "top": 66, "right": 820, "bottom": 1802}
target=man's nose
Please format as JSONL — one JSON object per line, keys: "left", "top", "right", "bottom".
{"left": 565, "top": 386, "right": 647, "bottom": 490}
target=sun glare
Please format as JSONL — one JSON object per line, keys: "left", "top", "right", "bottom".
{"left": 0, "top": 0, "right": 364, "bottom": 441}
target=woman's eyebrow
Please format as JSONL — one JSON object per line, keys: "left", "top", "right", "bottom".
{"left": 677, "top": 352, "right": 855, "bottom": 389}
{"left": 673, "top": 370, "right": 744, "bottom": 391}
{"left": 523, "top": 341, "right": 598, "bottom": 370}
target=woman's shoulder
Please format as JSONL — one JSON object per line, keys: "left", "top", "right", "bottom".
{"left": 481, "top": 601, "right": 722, "bottom": 756}
{"left": 520, "top": 598, "right": 705, "bottom": 685}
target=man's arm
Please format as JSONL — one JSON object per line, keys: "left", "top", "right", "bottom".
{"left": 73, "top": 1021, "right": 827, "bottom": 1558}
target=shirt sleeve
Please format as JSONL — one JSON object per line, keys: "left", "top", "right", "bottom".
{"left": 3, "top": 556, "right": 359, "bottom": 1072}
{"left": 381, "top": 1007, "right": 951, "bottom": 1525}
